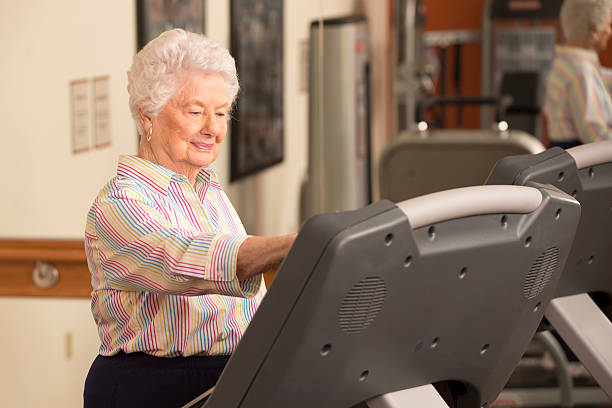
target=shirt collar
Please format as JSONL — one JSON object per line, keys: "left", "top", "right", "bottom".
{"left": 195, "top": 166, "right": 222, "bottom": 190}
{"left": 117, "top": 155, "right": 220, "bottom": 195}
{"left": 555, "top": 45, "right": 600, "bottom": 66}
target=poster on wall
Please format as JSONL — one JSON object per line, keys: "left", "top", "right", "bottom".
{"left": 136, "top": 0, "right": 206, "bottom": 49}
{"left": 230, "top": 0, "right": 284, "bottom": 181}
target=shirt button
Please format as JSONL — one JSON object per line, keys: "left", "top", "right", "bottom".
{"left": 216, "top": 332, "right": 226, "bottom": 341}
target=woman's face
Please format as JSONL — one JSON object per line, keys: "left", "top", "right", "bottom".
{"left": 148, "top": 71, "right": 229, "bottom": 179}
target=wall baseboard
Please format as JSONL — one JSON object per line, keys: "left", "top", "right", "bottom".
{"left": 0, "top": 240, "right": 91, "bottom": 298}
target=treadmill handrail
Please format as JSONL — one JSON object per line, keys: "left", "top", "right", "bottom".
{"left": 397, "top": 185, "right": 542, "bottom": 228}
{"left": 567, "top": 140, "right": 612, "bottom": 169}
{"left": 415, "top": 95, "right": 513, "bottom": 124}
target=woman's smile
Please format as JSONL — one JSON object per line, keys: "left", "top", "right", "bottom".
{"left": 191, "top": 140, "right": 214, "bottom": 151}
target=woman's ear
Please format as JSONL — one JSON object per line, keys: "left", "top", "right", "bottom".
{"left": 138, "top": 109, "right": 152, "bottom": 130}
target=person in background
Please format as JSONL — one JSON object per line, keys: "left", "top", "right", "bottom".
{"left": 83, "top": 29, "right": 296, "bottom": 407}
{"left": 545, "top": 0, "right": 612, "bottom": 147}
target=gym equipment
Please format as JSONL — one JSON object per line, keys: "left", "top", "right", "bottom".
{"left": 480, "top": 0, "right": 563, "bottom": 133}
{"left": 184, "top": 183, "right": 579, "bottom": 408}
{"left": 488, "top": 140, "right": 612, "bottom": 403}
{"left": 378, "top": 127, "right": 544, "bottom": 203}
{"left": 300, "top": 16, "right": 371, "bottom": 224}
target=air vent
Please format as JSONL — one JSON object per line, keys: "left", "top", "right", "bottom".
{"left": 338, "top": 276, "right": 386, "bottom": 333}
{"left": 523, "top": 247, "right": 559, "bottom": 299}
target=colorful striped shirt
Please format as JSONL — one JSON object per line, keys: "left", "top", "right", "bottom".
{"left": 84, "top": 155, "right": 265, "bottom": 357}
{"left": 544, "top": 46, "right": 612, "bottom": 144}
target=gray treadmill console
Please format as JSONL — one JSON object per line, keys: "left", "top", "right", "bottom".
{"left": 487, "top": 144, "right": 612, "bottom": 298}
{"left": 486, "top": 140, "right": 612, "bottom": 397}
{"left": 190, "top": 185, "right": 579, "bottom": 408}
{"left": 378, "top": 129, "right": 544, "bottom": 203}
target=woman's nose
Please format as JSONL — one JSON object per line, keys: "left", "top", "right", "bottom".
{"left": 200, "top": 113, "right": 220, "bottom": 135}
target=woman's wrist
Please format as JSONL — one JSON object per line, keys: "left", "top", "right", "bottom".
{"left": 236, "top": 234, "right": 296, "bottom": 281}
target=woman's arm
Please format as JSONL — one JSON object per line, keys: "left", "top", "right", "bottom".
{"left": 89, "top": 187, "right": 256, "bottom": 297}
{"left": 600, "top": 66, "right": 612, "bottom": 94}
{"left": 236, "top": 234, "right": 297, "bottom": 281}
{"left": 566, "top": 68, "right": 612, "bottom": 142}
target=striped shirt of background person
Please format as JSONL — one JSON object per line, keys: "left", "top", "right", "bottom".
{"left": 85, "top": 154, "right": 265, "bottom": 357}
{"left": 544, "top": 45, "right": 612, "bottom": 144}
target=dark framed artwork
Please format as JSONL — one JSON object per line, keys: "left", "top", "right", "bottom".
{"left": 230, "top": 0, "right": 284, "bottom": 181}
{"left": 136, "top": 0, "right": 206, "bottom": 50}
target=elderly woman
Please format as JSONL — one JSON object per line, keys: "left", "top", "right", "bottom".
{"left": 83, "top": 29, "right": 295, "bottom": 407}
{"left": 544, "top": 0, "right": 612, "bottom": 147}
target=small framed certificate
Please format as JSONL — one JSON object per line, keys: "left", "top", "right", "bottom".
{"left": 70, "top": 79, "right": 90, "bottom": 154}
{"left": 93, "top": 76, "right": 111, "bottom": 148}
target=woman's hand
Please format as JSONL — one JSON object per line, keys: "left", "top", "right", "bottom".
{"left": 236, "top": 234, "right": 297, "bottom": 281}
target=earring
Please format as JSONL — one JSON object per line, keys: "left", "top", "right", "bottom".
{"left": 147, "top": 125, "right": 152, "bottom": 142}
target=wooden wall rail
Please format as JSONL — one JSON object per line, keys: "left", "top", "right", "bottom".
{"left": 0, "top": 240, "right": 91, "bottom": 298}
{"left": 0, "top": 240, "right": 277, "bottom": 298}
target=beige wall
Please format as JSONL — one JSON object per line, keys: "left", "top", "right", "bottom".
{"left": 0, "top": 1, "right": 138, "bottom": 239}
{"left": 0, "top": 0, "right": 388, "bottom": 239}
{"left": 0, "top": 1, "right": 136, "bottom": 406}
{"left": 0, "top": 1, "right": 390, "bottom": 406}
{"left": 0, "top": 297, "right": 99, "bottom": 407}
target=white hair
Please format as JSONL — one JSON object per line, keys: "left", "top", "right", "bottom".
{"left": 127, "top": 29, "right": 239, "bottom": 136}
{"left": 560, "top": 0, "right": 612, "bottom": 45}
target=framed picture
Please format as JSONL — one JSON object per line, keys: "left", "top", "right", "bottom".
{"left": 93, "top": 76, "right": 112, "bottom": 148}
{"left": 70, "top": 79, "right": 90, "bottom": 154}
{"left": 230, "top": 0, "right": 284, "bottom": 181}
{"left": 136, "top": 0, "right": 206, "bottom": 50}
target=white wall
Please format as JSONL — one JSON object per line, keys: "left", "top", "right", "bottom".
{"left": 0, "top": 1, "right": 138, "bottom": 239}
{"left": 0, "top": 1, "right": 135, "bottom": 406}
{"left": 0, "top": 297, "right": 100, "bottom": 407}
{"left": 0, "top": 0, "right": 389, "bottom": 237}
{"left": 0, "top": 1, "right": 391, "bottom": 407}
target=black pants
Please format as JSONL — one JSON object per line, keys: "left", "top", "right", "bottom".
{"left": 84, "top": 351, "right": 230, "bottom": 408}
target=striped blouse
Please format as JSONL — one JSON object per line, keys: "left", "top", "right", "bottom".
{"left": 84, "top": 155, "right": 265, "bottom": 357}
{"left": 544, "top": 46, "right": 612, "bottom": 144}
